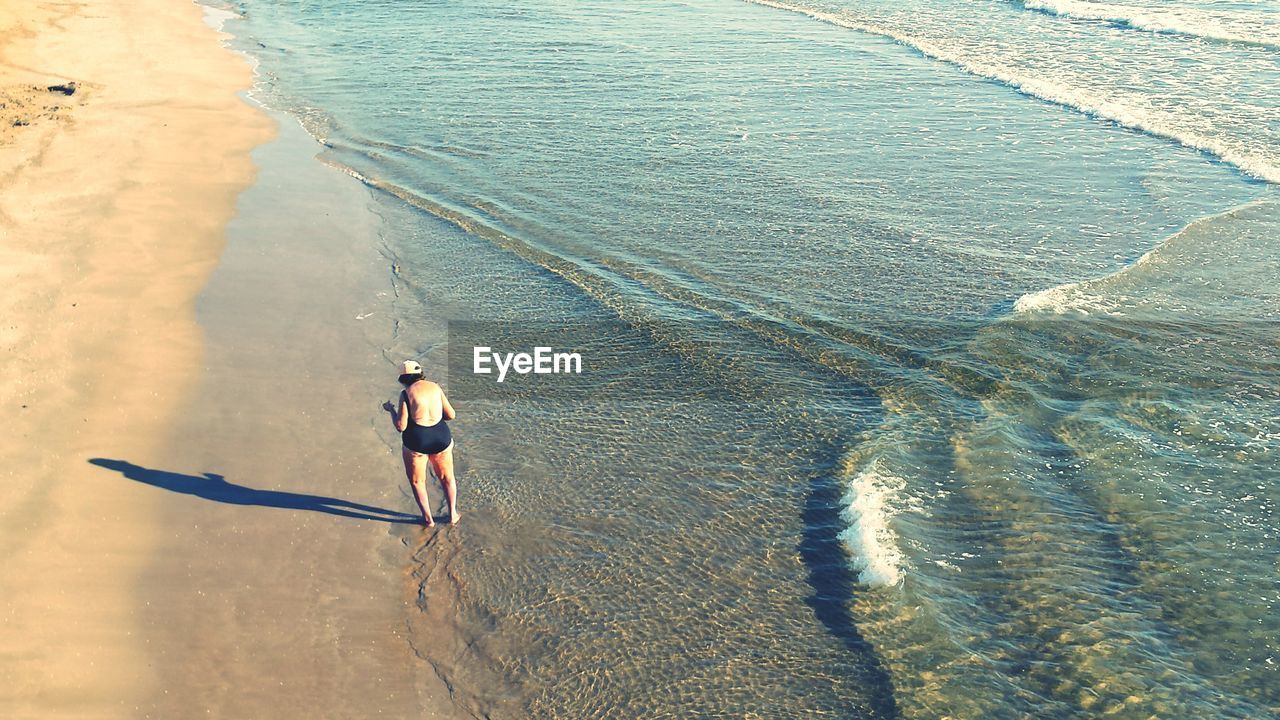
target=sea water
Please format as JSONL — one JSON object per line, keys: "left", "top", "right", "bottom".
{"left": 217, "top": 0, "right": 1276, "bottom": 716}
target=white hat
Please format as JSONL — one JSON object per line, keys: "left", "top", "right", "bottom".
{"left": 401, "top": 360, "right": 423, "bottom": 375}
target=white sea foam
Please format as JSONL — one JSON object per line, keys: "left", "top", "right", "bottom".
{"left": 1022, "top": 0, "right": 1280, "bottom": 50}
{"left": 837, "top": 460, "right": 906, "bottom": 587}
{"left": 743, "top": 0, "right": 1280, "bottom": 185}
{"left": 1012, "top": 281, "right": 1091, "bottom": 314}
{"left": 198, "top": 3, "right": 241, "bottom": 33}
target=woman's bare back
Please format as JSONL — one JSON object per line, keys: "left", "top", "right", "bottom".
{"left": 404, "top": 380, "right": 455, "bottom": 426}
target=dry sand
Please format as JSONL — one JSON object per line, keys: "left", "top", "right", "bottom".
{"left": 0, "top": 0, "right": 273, "bottom": 715}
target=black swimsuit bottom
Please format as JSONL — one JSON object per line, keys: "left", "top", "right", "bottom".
{"left": 403, "top": 417, "right": 452, "bottom": 455}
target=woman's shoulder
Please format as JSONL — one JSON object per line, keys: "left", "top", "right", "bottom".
{"left": 409, "top": 379, "right": 441, "bottom": 395}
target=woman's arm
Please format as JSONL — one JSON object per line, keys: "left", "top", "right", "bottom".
{"left": 440, "top": 390, "right": 456, "bottom": 421}
{"left": 386, "top": 391, "right": 409, "bottom": 432}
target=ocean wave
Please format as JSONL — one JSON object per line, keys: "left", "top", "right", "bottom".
{"left": 1014, "top": 200, "right": 1277, "bottom": 315}
{"left": 837, "top": 459, "right": 906, "bottom": 587}
{"left": 1011, "top": 250, "right": 1156, "bottom": 314}
{"left": 1011, "top": 281, "right": 1102, "bottom": 314}
{"left": 743, "top": 0, "right": 1280, "bottom": 185}
{"left": 1021, "top": 0, "right": 1280, "bottom": 51}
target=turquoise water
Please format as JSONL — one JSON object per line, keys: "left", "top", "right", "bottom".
{"left": 222, "top": 0, "right": 1276, "bottom": 716}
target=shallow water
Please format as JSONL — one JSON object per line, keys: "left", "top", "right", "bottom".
{"left": 219, "top": 0, "right": 1275, "bottom": 716}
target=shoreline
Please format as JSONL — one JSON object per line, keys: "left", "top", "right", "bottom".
{"left": 0, "top": 0, "right": 273, "bottom": 714}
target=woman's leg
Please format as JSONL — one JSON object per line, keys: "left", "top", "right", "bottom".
{"left": 429, "top": 445, "right": 459, "bottom": 524}
{"left": 403, "top": 446, "right": 434, "bottom": 526}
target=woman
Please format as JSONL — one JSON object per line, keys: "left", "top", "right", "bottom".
{"left": 383, "top": 360, "right": 459, "bottom": 526}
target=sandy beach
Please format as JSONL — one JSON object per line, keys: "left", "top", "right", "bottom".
{"left": 6, "top": 0, "right": 1277, "bottom": 717}
{"left": 1, "top": 0, "right": 272, "bottom": 714}
{"left": 3, "top": 1, "right": 464, "bottom": 716}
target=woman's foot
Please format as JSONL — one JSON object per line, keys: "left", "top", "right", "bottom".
{"left": 423, "top": 516, "right": 436, "bottom": 528}
{"left": 449, "top": 511, "right": 461, "bottom": 525}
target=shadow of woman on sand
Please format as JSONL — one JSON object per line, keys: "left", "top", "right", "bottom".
{"left": 89, "top": 458, "right": 418, "bottom": 524}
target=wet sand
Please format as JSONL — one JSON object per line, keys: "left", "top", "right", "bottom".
{"left": 124, "top": 113, "right": 457, "bottom": 718}
{"left": 1, "top": 0, "right": 272, "bottom": 715}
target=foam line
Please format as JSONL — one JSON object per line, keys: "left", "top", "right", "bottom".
{"left": 838, "top": 460, "right": 906, "bottom": 587}
{"left": 1023, "top": 0, "right": 1280, "bottom": 51}
{"left": 743, "top": 0, "right": 1280, "bottom": 185}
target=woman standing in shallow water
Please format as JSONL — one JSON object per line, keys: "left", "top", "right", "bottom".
{"left": 383, "top": 360, "right": 459, "bottom": 526}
